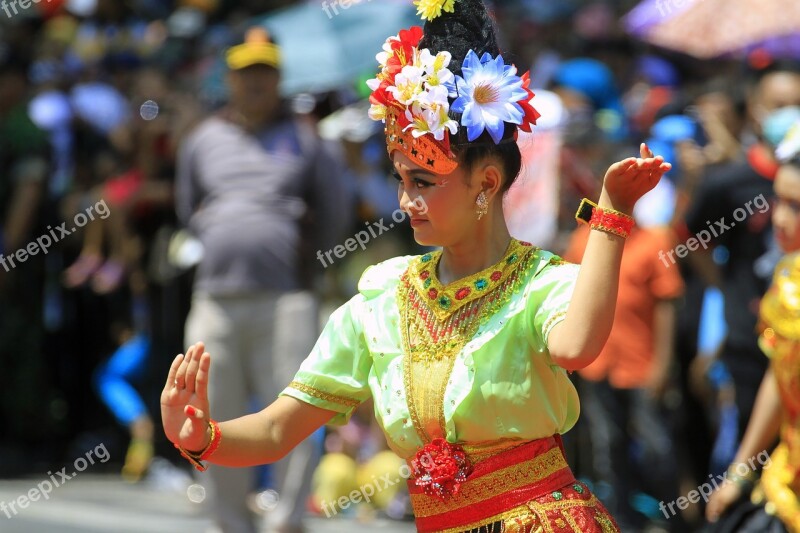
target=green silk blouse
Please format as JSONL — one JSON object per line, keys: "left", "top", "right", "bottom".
{"left": 281, "top": 242, "right": 580, "bottom": 459}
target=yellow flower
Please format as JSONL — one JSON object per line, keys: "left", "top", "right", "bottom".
{"left": 413, "top": 0, "right": 456, "bottom": 22}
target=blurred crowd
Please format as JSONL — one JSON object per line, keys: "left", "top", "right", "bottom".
{"left": 1, "top": 0, "right": 799, "bottom": 532}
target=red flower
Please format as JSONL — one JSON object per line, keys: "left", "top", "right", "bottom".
{"left": 385, "top": 26, "right": 423, "bottom": 77}
{"left": 455, "top": 287, "right": 471, "bottom": 300}
{"left": 411, "top": 438, "right": 472, "bottom": 501}
{"left": 517, "top": 72, "right": 541, "bottom": 133}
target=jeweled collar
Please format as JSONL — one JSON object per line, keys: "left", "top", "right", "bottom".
{"left": 406, "top": 239, "right": 537, "bottom": 321}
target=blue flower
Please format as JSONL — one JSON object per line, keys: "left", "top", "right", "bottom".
{"left": 451, "top": 51, "right": 528, "bottom": 144}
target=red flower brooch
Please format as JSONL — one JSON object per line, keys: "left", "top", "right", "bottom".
{"left": 411, "top": 438, "right": 473, "bottom": 500}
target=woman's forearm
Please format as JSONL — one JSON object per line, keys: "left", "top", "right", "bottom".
{"left": 204, "top": 397, "right": 335, "bottom": 468}
{"left": 731, "top": 367, "right": 783, "bottom": 467}
{"left": 549, "top": 192, "right": 626, "bottom": 370}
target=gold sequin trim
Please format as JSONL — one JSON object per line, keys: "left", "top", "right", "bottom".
{"left": 758, "top": 443, "right": 800, "bottom": 532}
{"left": 542, "top": 311, "right": 567, "bottom": 340}
{"left": 438, "top": 507, "right": 533, "bottom": 533}
{"left": 410, "top": 447, "right": 567, "bottom": 518}
{"left": 286, "top": 381, "right": 360, "bottom": 408}
{"left": 398, "top": 241, "right": 540, "bottom": 443}
{"left": 527, "top": 494, "right": 618, "bottom": 533}
{"left": 408, "top": 240, "right": 540, "bottom": 322}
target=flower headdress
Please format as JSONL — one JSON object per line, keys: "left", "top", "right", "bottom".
{"left": 368, "top": 0, "right": 540, "bottom": 173}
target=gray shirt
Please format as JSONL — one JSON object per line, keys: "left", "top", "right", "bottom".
{"left": 176, "top": 115, "right": 351, "bottom": 295}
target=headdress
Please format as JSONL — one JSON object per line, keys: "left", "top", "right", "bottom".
{"left": 367, "top": 0, "right": 540, "bottom": 174}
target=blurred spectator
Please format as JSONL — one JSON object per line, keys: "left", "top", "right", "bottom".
{"left": 684, "top": 64, "right": 800, "bottom": 459}
{"left": 177, "top": 27, "right": 353, "bottom": 533}
{"left": 564, "top": 188, "right": 685, "bottom": 530}
{"left": 0, "top": 51, "right": 51, "bottom": 466}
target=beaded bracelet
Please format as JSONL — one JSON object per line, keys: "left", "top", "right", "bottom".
{"left": 575, "top": 198, "right": 635, "bottom": 238}
{"left": 590, "top": 207, "right": 635, "bottom": 239}
{"left": 175, "top": 419, "right": 222, "bottom": 472}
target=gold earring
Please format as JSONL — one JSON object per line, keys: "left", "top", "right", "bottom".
{"left": 476, "top": 191, "right": 489, "bottom": 220}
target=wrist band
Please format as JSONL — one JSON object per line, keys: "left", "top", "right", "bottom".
{"left": 726, "top": 463, "right": 758, "bottom": 489}
{"left": 575, "top": 198, "right": 635, "bottom": 238}
{"left": 175, "top": 419, "right": 222, "bottom": 472}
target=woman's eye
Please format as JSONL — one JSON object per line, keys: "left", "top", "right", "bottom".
{"left": 414, "top": 179, "right": 432, "bottom": 189}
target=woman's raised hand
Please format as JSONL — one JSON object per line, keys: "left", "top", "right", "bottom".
{"left": 161, "top": 342, "right": 212, "bottom": 451}
{"left": 600, "top": 143, "right": 672, "bottom": 214}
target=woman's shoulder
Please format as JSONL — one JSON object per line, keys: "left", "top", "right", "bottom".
{"left": 528, "top": 247, "right": 576, "bottom": 279}
{"left": 357, "top": 255, "right": 418, "bottom": 299}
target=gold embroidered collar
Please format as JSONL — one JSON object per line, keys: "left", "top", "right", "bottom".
{"left": 407, "top": 239, "right": 537, "bottom": 321}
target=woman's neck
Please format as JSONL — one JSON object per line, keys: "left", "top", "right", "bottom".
{"left": 437, "top": 214, "right": 512, "bottom": 285}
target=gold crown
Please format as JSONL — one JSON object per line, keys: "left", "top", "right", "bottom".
{"left": 385, "top": 108, "right": 458, "bottom": 174}
{"left": 226, "top": 27, "right": 281, "bottom": 70}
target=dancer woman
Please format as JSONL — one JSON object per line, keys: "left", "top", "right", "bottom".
{"left": 706, "top": 128, "right": 800, "bottom": 532}
{"left": 161, "top": 1, "right": 670, "bottom": 530}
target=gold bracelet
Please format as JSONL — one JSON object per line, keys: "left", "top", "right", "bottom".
{"left": 175, "top": 421, "right": 216, "bottom": 471}
{"left": 727, "top": 462, "right": 758, "bottom": 488}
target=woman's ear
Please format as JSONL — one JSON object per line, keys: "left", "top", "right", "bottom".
{"left": 476, "top": 161, "right": 504, "bottom": 201}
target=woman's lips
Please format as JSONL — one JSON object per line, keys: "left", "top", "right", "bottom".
{"left": 410, "top": 218, "right": 428, "bottom": 227}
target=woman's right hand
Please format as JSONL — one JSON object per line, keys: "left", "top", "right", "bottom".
{"left": 160, "top": 342, "right": 212, "bottom": 452}
{"left": 705, "top": 481, "right": 742, "bottom": 523}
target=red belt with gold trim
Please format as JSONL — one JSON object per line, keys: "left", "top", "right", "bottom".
{"left": 407, "top": 435, "right": 574, "bottom": 532}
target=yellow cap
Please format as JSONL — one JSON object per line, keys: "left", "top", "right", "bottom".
{"left": 226, "top": 27, "right": 281, "bottom": 70}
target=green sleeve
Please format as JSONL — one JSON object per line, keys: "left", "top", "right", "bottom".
{"left": 528, "top": 258, "right": 579, "bottom": 348}
{"left": 280, "top": 294, "right": 372, "bottom": 425}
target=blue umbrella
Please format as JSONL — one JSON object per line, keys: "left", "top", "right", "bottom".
{"left": 258, "top": 0, "right": 418, "bottom": 96}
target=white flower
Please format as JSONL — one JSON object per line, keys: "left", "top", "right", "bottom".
{"left": 403, "top": 85, "right": 458, "bottom": 141}
{"left": 369, "top": 104, "right": 388, "bottom": 122}
{"left": 418, "top": 49, "right": 456, "bottom": 96}
{"left": 388, "top": 65, "right": 425, "bottom": 106}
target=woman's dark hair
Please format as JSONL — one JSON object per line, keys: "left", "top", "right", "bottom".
{"left": 419, "top": 0, "right": 523, "bottom": 193}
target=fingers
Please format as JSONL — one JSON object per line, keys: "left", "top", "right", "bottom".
{"left": 165, "top": 353, "right": 184, "bottom": 392}
{"left": 174, "top": 342, "right": 205, "bottom": 391}
{"left": 185, "top": 345, "right": 201, "bottom": 394}
{"left": 174, "top": 344, "right": 194, "bottom": 390}
{"left": 640, "top": 142, "right": 654, "bottom": 159}
{"left": 195, "top": 351, "right": 211, "bottom": 405}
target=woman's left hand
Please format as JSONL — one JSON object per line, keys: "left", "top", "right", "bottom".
{"left": 599, "top": 143, "right": 672, "bottom": 214}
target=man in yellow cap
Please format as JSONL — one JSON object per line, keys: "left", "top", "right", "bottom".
{"left": 177, "top": 27, "right": 353, "bottom": 533}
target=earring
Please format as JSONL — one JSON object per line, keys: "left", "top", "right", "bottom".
{"left": 476, "top": 191, "right": 489, "bottom": 220}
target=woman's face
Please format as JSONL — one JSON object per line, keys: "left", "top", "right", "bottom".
{"left": 773, "top": 164, "right": 800, "bottom": 253}
{"left": 392, "top": 151, "right": 483, "bottom": 247}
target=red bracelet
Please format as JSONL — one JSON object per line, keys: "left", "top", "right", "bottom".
{"left": 589, "top": 206, "right": 635, "bottom": 238}
{"left": 174, "top": 419, "right": 222, "bottom": 471}
{"left": 200, "top": 420, "right": 222, "bottom": 461}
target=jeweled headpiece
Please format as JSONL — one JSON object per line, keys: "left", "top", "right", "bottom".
{"left": 367, "top": 1, "right": 541, "bottom": 174}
